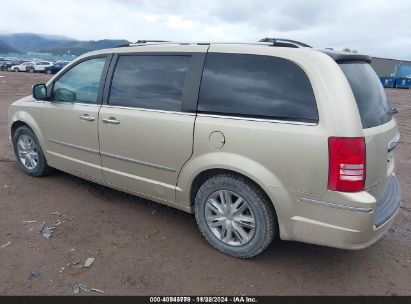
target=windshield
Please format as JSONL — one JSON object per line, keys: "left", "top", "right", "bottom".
{"left": 340, "top": 62, "right": 392, "bottom": 129}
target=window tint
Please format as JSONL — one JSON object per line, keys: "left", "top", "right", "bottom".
{"left": 109, "top": 55, "right": 191, "bottom": 111}
{"left": 340, "top": 63, "right": 392, "bottom": 128}
{"left": 53, "top": 57, "right": 106, "bottom": 104}
{"left": 198, "top": 53, "right": 318, "bottom": 123}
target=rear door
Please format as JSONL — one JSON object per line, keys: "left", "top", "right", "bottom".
{"left": 340, "top": 62, "right": 399, "bottom": 200}
{"left": 98, "top": 47, "right": 207, "bottom": 203}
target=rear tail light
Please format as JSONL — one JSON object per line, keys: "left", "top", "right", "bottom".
{"left": 328, "top": 137, "right": 366, "bottom": 192}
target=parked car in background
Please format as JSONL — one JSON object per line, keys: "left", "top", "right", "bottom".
{"left": 27, "top": 61, "right": 53, "bottom": 73}
{"left": 0, "top": 59, "right": 7, "bottom": 71}
{"left": 44, "top": 61, "right": 69, "bottom": 74}
{"left": 10, "top": 62, "right": 34, "bottom": 72}
{"left": 1, "top": 61, "right": 13, "bottom": 71}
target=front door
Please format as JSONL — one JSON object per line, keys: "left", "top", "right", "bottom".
{"left": 42, "top": 56, "right": 110, "bottom": 181}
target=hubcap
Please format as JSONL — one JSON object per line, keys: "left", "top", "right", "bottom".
{"left": 16, "top": 134, "right": 39, "bottom": 170}
{"left": 205, "top": 190, "right": 256, "bottom": 246}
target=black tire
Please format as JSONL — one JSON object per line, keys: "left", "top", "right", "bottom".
{"left": 12, "top": 126, "right": 53, "bottom": 177}
{"left": 14, "top": 68, "right": 19, "bottom": 72}
{"left": 28, "top": 67, "right": 35, "bottom": 73}
{"left": 46, "top": 69, "right": 52, "bottom": 74}
{"left": 194, "top": 173, "right": 277, "bottom": 258}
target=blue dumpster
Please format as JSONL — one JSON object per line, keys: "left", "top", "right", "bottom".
{"left": 395, "top": 77, "right": 411, "bottom": 89}
{"left": 395, "top": 65, "right": 411, "bottom": 88}
{"left": 379, "top": 77, "right": 396, "bottom": 88}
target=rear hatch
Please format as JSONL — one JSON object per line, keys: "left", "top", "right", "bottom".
{"left": 339, "top": 62, "right": 399, "bottom": 201}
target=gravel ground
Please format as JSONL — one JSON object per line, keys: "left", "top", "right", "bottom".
{"left": 0, "top": 71, "right": 410, "bottom": 295}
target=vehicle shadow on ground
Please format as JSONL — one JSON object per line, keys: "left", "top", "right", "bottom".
{"left": 50, "top": 168, "right": 368, "bottom": 262}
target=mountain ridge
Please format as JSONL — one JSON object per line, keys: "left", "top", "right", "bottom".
{"left": 0, "top": 33, "right": 130, "bottom": 56}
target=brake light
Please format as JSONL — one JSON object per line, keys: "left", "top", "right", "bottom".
{"left": 328, "top": 137, "right": 366, "bottom": 192}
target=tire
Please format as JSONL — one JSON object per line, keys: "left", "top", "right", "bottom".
{"left": 14, "top": 68, "right": 19, "bottom": 72}
{"left": 46, "top": 69, "right": 52, "bottom": 74}
{"left": 12, "top": 126, "right": 53, "bottom": 177}
{"left": 28, "top": 67, "right": 35, "bottom": 73}
{"left": 6, "top": 67, "right": 11, "bottom": 71}
{"left": 194, "top": 173, "right": 277, "bottom": 258}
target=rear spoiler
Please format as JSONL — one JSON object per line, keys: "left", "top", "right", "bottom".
{"left": 321, "top": 50, "right": 372, "bottom": 63}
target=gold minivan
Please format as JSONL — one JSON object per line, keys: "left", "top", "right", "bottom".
{"left": 8, "top": 40, "right": 402, "bottom": 257}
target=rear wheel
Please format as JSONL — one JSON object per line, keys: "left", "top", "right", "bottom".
{"left": 12, "top": 126, "right": 53, "bottom": 177}
{"left": 28, "top": 67, "right": 35, "bottom": 73}
{"left": 194, "top": 173, "right": 277, "bottom": 258}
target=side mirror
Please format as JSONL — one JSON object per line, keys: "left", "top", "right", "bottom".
{"left": 32, "top": 83, "right": 47, "bottom": 100}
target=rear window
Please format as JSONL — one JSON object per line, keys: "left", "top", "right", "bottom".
{"left": 340, "top": 63, "right": 392, "bottom": 129}
{"left": 198, "top": 53, "right": 318, "bottom": 123}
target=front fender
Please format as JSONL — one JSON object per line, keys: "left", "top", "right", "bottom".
{"left": 176, "top": 151, "right": 285, "bottom": 208}
{"left": 9, "top": 109, "right": 47, "bottom": 155}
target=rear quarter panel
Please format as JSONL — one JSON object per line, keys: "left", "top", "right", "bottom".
{"left": 176, "top": 46, "right": 364, "bottom": 208}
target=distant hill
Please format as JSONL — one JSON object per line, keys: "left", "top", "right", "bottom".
{"left": 0, "top": 33, "right": 130, "bottom": 56}
{"left": 0, "top": 39, "right": 19, "bottom": 54}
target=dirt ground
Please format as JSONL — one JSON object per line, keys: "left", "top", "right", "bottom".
{"left": 0, "top": 71, "right": 410, "bottom": 296}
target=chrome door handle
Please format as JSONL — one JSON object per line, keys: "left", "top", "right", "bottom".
{"left": 79, "top": 114, "right": 95, "bottom": 121}
{"left": 102, "top": 117, "right": 120, "bottom": 125}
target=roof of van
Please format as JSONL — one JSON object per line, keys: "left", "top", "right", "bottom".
{"left": 83, "top": 41, "right": 372, "bottom": 64}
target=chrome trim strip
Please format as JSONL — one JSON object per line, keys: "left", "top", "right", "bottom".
{"left": 197, "top": 113, "right": 317, "bottom": 126}
{"left": 49, "top": 140, "right": 176, "bottom": 172}
{"left": 101, "top": 105, "right": 196, "bottom": 116}
{"left": 100, "top": 152, "right": 176, "bottom": 172}
{"left": 102, "top": 166, "right": 177, "bottom": 189}
{"left": 297, "top": 197, "right": 373, "bottom": 213}
{"left": 48, "top": 139, "right": 100, "bottom": 155}
{"left": 44, "top": 101, "right": 101, "bottom": 107}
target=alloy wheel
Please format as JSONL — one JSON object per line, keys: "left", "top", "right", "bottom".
{"left": 205, "top": 190, "right": 256, "bottom": 246}
{"left": 16, "top": 134, "right": 39, "bottom": 170}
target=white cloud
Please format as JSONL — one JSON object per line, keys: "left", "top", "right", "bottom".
{"left": 165, "top": 16, "right": 196, "bottom": 30}
{"left": 0, "top": 0, "right": 410, "bottom": 59}
{"left": 143, "top": 14, "right": 159, "bottom": 22}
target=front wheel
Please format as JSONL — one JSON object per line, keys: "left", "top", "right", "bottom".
{"left": 14, "top": 68, "right": 19, "bottom": 72}
{"left": 12, "top": 126, "right": 53, "bottom": 177}
{"left": 46, "top": 69, "right": 52, "bottom": 74}
{"left": 28, "top": 67, "right": 35, "bottom": 73}
{"left": 194, "top": 174, "right": 277, "bottom": 258}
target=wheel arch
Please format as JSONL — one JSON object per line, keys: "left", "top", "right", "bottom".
{"left": 190, "top": 168, "right": 275, "bottom": 209}
{"left": 10, "top": 112, "right": 47, "bottom": 155}
{"left": 176, "top": 152, "right": 284, "bottom": 215}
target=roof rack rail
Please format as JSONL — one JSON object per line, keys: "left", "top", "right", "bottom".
{"left": 136, "top": 40, "right": 170, "bottom": 43}
{"left": 258, "top": 38, "right": 312, "bottom": 48}
{"left": 117, "top": 40, "right": 170, "bottom": 47}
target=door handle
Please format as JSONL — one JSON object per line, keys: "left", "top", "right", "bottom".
{"left": 79, "top": 114, "right": 95, "bottom": 121}
{"left": 102, "top": 117, "right": 120, "bottom": 125}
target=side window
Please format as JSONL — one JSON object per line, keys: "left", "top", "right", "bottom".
{"left": 53, "top": 57, "right": 107, "bottom": 104}
{"left": 198, "top": 53, "right": 319, "bottom": 123}
{"left": 109, "top": 55, "right": 191, "bottom": 111}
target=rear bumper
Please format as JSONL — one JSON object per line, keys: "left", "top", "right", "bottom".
{"left": 268, "top": 175, "right": 402, "bottom": 250}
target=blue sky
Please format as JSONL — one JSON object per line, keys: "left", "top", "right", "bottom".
{"left": 0, "top": 0, "right": 410, "bottom": 60}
